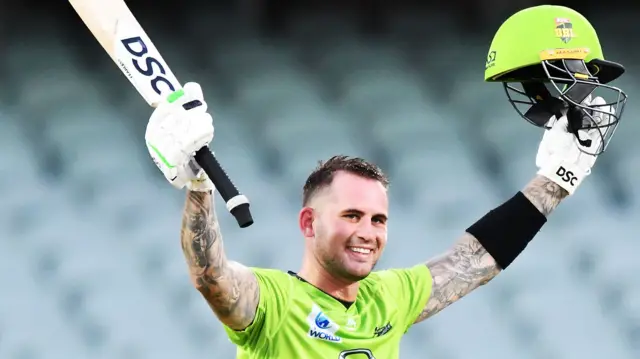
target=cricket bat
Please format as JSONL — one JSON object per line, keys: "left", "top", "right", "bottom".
{"left": 68, "top": 0, "right": 253, "bottom": 228}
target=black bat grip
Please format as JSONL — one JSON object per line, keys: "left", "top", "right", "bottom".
{"left": 194, "top": 147, "right": 253, "bottom": 228}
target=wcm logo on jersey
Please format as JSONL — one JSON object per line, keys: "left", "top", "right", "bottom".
{"left": 307, "top": 304, "right": 342, "bottom": 343}
{"left": 554, "top": 17, "right": 575, "bottom": 43}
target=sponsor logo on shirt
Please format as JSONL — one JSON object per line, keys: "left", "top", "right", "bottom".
{"left": 373, "top": 322, "right": 392, "bottom": 337}
{"left": 345, "top": 317, "right": 357, "bottom": 331}
{"left": 307, "top": 304, "right": 342, "bottom": 343}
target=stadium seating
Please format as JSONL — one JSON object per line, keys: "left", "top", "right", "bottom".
{"left": 0, "top": 10, "right": 637, "bottom": 359}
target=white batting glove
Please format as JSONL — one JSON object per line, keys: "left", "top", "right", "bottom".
{"left": 145, "top": 82, "right": 215, "bottom": 192}
{"left": 536, "top": 96, "right": 614, "bottom": 195}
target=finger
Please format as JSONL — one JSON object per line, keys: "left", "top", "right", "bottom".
{"left": 551, "top": 115, "right": 569, "bottom": 133}
{"left": 181, "top": 83, "right": 207, "bottom": 113}
{"left": 589, "top": 96, "right": 614, "bottom": 126}
{"left": 184, "top": 82, "right": 204, "bottom": 101}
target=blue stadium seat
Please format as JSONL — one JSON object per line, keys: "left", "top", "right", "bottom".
{"left": 2, "top": 15, "right": 638, "bottom": 359}
{"left": 261, "top": 102, "right": 369, "bottom": 188}
{"left": 512, "top": 276, "right": 633, "bottom": 359}
{"left": 426, "top": 291, "right": 535, "bottom": 359}
{"left": 234, "top": 67, "right": 323, "bottom": 114}
{"left": 340, "top": 68, "right": 426, "bottom": 113}
{"left": 317, "top": 42, "right": 408, "bottom": 84}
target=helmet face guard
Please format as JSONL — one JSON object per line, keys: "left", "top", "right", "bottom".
{"left": 503, "top": 58, "right": 627, "bottom": 156}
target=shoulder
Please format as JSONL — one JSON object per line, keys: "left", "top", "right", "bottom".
{"left": 364, "top": 264, "right": 432, "bottom": 289}
{"left": 364, "top": 265, "right": 434, "bottom": 331}
{"left": 249, "top": 267, "right": 290, "bottom": 278}
{"left": 248, "top": 267, "right": 295, "bottom": 290}
{"left": 360, "top": 265, "right": 433, "bottom": 307}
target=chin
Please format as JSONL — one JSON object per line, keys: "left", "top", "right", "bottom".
{"left": 343, "top": 264, "right": 376, "bottom": 282}
{"left": 323, "top": 254, "right": 378, "bottom": 282}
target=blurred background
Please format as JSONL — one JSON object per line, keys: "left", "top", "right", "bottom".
{"left": 1, "top": 0, "right": 639, "bottom": 358}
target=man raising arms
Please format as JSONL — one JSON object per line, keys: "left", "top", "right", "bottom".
{"left": 143, "top": 5, "right": 626, "bottom": 359}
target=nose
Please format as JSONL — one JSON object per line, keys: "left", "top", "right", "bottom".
{"left": 355, "top": 221, "right": 378, "bottom": 242}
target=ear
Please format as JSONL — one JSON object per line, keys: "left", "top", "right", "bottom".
{"left": 298, "top": 207, "right": 315, "bottom": 238}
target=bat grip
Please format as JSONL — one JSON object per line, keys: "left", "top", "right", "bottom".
{"left": 194, "top": 147, "right": 253, "bottom": 228}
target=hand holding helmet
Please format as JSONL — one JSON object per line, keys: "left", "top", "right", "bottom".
{"left": 535, "top": 95, "right": 615, "bottom": 195}
{"left": 484, "top": 5, "right": 627, "bottom": 194}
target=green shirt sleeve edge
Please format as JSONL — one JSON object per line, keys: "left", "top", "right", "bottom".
{"left": 223, "top": 268, "right": 295, "bottom": 345}
{"left": 405, "top": 264, "right": 433, "bottom": 332}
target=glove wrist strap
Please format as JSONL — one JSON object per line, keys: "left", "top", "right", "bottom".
{"left": 537, "top": 160, "right": 588, "bottom": 195}
{"left": 186, "top": 171, "right": 215, "bottom": 192}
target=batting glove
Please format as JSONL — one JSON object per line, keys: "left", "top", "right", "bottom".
{"left": 536, "top": 96, "right": 614, "bottom": 195}
{"left": 145, "top": 82, "right": 215, "bottom": 192}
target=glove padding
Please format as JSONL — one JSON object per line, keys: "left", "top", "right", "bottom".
{"left": 536, "top": 96, "right": 614, "bottom": 195}
{"left": 145, "top": 82, "right": 215, "bottom": 192}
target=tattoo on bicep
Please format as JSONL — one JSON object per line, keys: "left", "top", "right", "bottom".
{"left": 416, "top": 234, "right": 501, "bottom": 323}
{"left": 180, "top": 191, "right": 259, "bottom": 329}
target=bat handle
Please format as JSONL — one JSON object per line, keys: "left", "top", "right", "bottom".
{"left": 194, "top": 147, "right": 254, "bottom": 228}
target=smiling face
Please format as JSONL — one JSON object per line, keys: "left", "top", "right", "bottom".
{"left": 300, "top": 170, "right": 389, "bottom": 282}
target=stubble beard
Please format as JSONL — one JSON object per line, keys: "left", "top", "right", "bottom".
{"left": 321, "top": 249, "right": 377, "bottom": 283}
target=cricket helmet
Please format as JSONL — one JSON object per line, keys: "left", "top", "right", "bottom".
{"left": 484, "top": 5, "right": 627, "bottom": 155}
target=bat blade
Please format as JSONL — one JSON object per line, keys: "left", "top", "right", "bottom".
{"left": 68, "top": 0, "right": 181, "bottom": 107}
{"left": 68, "top": 0, "right": 255, "bottom": 228}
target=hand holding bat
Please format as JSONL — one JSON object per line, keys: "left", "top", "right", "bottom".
{"left": 144, "top": 83, "right": 212, "bottom": 189}
{"left": 68, "top": 0, "right": 253, "bottom": 228}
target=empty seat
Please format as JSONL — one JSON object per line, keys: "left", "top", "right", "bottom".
{"left": 0, "top": 252, "right": 79, "bottom": 358}
{"left": 369, "top": 101, "right": 458, "bottom": 154}
{"left": 512, "top": 276, "right": 632, "bottom": 359}
{"left": 46, "top": 108, "right": 144, "bottom": 178}
{"left": 261, "top": 103, "right": 369, "bottom": 187}
{"left": 0, "top": 117, "right": 42, "bottom": 188}
{"left": 8, "top": 190, "right": 77, "bottom": 250}
{"left": 234, "top": 68, "right": 323, "bottom": 114}
{"left": 317, "top": 42, "right": 408, "bottom": 82}
{"left": 340, "top": 69, "right": 426, "bottom": 113}
{"left": 211, "top": 39, "right": 300, "bottom": 84}
{"left": 426, "top": 290, "right": 532, "bottom": 359}
{"left": 44, "top": 233, "right": 139, "bottom": 291}
{"left": 624, "top": 286, "right": 640, "bottom": 320}
{"left": 614, "top": 153, "right": 640, "bottom": 206}
{"left": 85, "top": 284, "right": 195, "bottom": 358}
{"left": 390, "top": 139, "right": 498, "bottom": 228}
{"left": 592, "top": 232, "right": 640, "bottom": 285}
{"left": 209, "top": 113, "right": 272, "bottom": 181}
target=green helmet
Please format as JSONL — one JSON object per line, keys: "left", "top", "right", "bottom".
{"left": 485, "top": 5, "right": 627, "bottom": 155}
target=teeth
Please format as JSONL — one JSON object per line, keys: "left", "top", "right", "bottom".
{"left": 350, "top": 247, "right": 371, "bottom": 254}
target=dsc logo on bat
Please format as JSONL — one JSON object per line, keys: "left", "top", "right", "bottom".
{"left": 119, "top": 36, "right": 177, "bottom": 97}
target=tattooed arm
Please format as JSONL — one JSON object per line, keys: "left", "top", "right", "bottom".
{"left": 413, "top": 175, "right": 569, "bottom": 323}
{"left": 180, "top": 190, "right": 260, "bottom": 330}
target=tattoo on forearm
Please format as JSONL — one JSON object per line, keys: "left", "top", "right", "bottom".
{"left": 416, "top": 234, "right": 500, "bottom": 323}
{"left": 521, "top": 174, "right": 568, "bottom": 216}
{"left": 415, "top": 175, "right": 568, "bottom": 324}
{"left": 180, "top": 191, "right": 259, "bottom": 330}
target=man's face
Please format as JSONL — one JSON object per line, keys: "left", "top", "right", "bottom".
{"left": 303, "top": 172, "right": 388, "bottom": 282}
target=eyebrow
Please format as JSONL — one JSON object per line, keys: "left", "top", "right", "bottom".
{"left": 342, "top": 208, "right": 388, "bottom": 221}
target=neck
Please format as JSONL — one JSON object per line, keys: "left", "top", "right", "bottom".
{"left": 298, "top": 260, "right": 360, "bottom": 302}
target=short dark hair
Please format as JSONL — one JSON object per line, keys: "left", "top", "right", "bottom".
{"left": 302, "top": 155, "right": 389, "bottom": 206}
